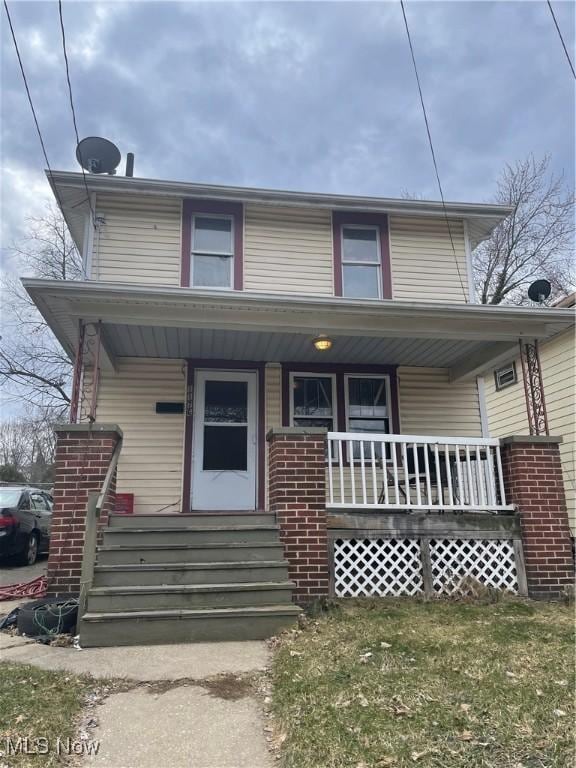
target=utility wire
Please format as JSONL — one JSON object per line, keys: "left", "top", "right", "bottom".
{"left": 57, "top": 0, "right": 97, "bottom": 226}
{"left": 399, "top": 0, "right": 468, "bottom": 302}
{"left": 546, "top": 0, "right": 576, "bottom": 79}
{"left": 3, "top": 0, "right": 68, "bottom": 215}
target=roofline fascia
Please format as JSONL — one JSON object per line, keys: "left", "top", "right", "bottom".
{"left": 21, "top": 278, "right": 574, "bottom": 328}
{"left": 45, "top": 170, "right": 514, "bottom": 221}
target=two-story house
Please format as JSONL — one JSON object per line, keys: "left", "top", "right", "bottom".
{"left": 23, "top": 171, "right": 575, "bottom": 645}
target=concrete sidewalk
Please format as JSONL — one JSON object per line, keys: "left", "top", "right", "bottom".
{"left": 1, "top": 633, "right": 273, "bottom": 768}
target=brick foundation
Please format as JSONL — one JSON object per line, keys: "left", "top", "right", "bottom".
{"left": 47, "top": 424, "right": 122, "bottom": 596}
{"left": 501, "top": 436, "right": 574, "bottom": 599}
{"left": 267, "top": 428, "right": 329, "bottom": 603}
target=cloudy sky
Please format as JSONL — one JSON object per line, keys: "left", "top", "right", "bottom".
{"left": 1, "top": 0, "right": 574, "bottom": 268}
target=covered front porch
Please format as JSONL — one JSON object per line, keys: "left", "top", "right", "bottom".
{"left": 24, "top": 279, "right": 573, "bottom": 517}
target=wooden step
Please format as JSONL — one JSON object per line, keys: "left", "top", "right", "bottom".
{"left": 86, "top": 581, "right": 294, "bottom": 612}
{"left": 108, "top": 512, "right": 276, "bottom": 529}
{"left": 102, "top": 525, "right": 280, "bottom": 547}
{"left": 97, "top": 542, "right": 285, "bottom": 565}
{"left": 79, "top": 604, "right": 302, "bottom": 646}
{"left": 93, "top": 560, "right": 290, "bottom": 587}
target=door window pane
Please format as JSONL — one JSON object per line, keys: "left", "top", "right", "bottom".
{"left": 203, "top": 425, "right": 247, "bottom": 470}
{"left": 193, "top": 255, "right": 232, "bottom": 288}
{"left": 204, "top": 381, "right": 247, "bottom": 423}
{"left": 343, "top": 265, "right": 380, "bottom": 298}
{"left": 193, "top": 217, "right": 232, "bottom": 253}
{"left": 342, "top": 227, "right": 379, "bottom": 262}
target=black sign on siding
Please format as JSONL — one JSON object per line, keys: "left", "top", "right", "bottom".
{"left": 155, "top": 402, "right": 185, "bottom": 414}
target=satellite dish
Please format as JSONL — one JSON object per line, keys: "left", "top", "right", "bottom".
{"left": 528, "top": 279, "right": 552, "bottom": 304}
{"left": 76, "top": 137, "right": 121, "bottom": 175}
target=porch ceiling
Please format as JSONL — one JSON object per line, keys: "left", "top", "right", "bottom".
{"left": 105, "top": 324, "right": 486, "bottom": 368}
{"left": 23, "top": 279, "right": 575, "bottom": 381}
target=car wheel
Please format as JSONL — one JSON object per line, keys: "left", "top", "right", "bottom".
{"left": 18, "top": 532, "right": 39, "bottom": 566}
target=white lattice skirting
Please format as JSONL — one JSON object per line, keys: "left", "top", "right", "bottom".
{"left": 333, "top": 537, "right": 519, "bottom": 597}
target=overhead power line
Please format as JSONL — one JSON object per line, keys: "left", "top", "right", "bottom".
{"left": 57, "top": 0, "right": 96, "bottom": 225}
{"left": 546, "top": 0, "right": 576, "bottom": 79}
{"left": 3, "top": 0, "right": 67, "bottom": 214}
{"left": 399, "top": 0, "right": 468, "bottom": 303}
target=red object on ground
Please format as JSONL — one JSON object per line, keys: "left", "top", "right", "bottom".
{"left": 115, "top": 493, "right": 134, "bottom": 514}
{"left": 0, "top": 575, "right": 47, "bottom": 601}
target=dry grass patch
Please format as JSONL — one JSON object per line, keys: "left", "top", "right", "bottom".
{"left": 270, "top": 598, "right": 574, "bottom": 768}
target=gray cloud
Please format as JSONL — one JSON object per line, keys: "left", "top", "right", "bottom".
{"left": 1, "top": 0, "right": 574, "bottom": 264}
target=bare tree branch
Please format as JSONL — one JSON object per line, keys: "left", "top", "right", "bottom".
{"left": 473, "top": 155, "right": 575, "bottom": 305}
{"left": 0, "top": 203, "right": 80, "bottom": 414}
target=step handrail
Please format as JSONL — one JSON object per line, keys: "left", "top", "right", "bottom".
{"left": 79, "top": 438, "right": 123, "bottom": 620}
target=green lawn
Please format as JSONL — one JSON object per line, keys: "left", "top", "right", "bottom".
{"left": 0, "top": 663, "right": 97, "bottom": 767}
{"left": 270, "top": 598, "right": 575, "bottom": 768}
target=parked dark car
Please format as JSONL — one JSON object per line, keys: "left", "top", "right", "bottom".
{"left": 0, "top": 487, "right": 52, "bottom": 566}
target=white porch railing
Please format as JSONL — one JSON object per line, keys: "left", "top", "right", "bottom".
{"left": 327, "top": 432, "right": 513, "bottom": 512}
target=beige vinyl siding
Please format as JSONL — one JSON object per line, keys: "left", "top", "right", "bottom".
{"left": 541, "top": 330, "right": 575, "bottom": 532}
{"left": 484, "top": 365, "right": 528, "bottom": 437}
{"left": 398, "top": 367, "right": 482, "bottom": 437}
{"left": 95, "top": 358, "right": 186, "bottom": 514}
{"left": 92, "top": 194, "right": 181, "bottom": 286}
{"left": 264, "top": 364, "right": 282, "bottom": 506}
{"left": 389, "top": 216, "right": 469, "bottom": 303}
{"left": 243, "top": 205, "right": 333, "bottom": 295}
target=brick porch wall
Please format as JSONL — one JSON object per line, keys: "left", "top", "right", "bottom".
{"left": 501, "top": 436, "right": 574, "bottom": 599}
{"left": 267, "top": 428, "right": 330, "bottom": 603}
{"left": 47, "top": 424, "right": 122, "bottom": 596}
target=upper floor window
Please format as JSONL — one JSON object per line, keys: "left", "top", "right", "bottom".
{"left": 332, "top": 212, "right": 391, "bottom": 300}
{"left": 342, "top": 226, "right": 382, "bottom": 299}
{"left": 192, "top": 215, "right": 234, "bottom": 288}
{"left": 181, "top": 200, "right": 243, "bottom": 290}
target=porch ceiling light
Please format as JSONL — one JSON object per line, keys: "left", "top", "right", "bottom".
{"left": 313, "top": 334, "right": 333, "bottom": 352}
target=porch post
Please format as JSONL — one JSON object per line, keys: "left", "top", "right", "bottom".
{"left": 267, "top": 427, "right": 329, "bottom": 604}
{"left": 501, "top": 435, "right": 574, "bottom": 599}
{"left": 47, "top": 424, "right": 122, "bottom": 596}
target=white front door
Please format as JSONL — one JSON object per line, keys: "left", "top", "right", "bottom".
{"left": 191, "top": 370, "right": 257, "bottom": 510}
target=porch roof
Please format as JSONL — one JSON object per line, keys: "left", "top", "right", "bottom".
{"left": 23, "top": 279, "right": 574, "bottom": 381}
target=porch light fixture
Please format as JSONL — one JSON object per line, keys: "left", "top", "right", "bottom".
{"left": 313, "top": 334, "right": 333, "bottom": 352}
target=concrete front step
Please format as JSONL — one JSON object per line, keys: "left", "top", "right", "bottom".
{"left": 102, "top": 526, "right": 280, "bottom": 547}
{"left": 79, "top": 604, "right": 302, "bottom": 646}
{"left": 93, "top": 560, "right": 290, "bottom": 587}
{"left": 97, "top": 542, "right": 286, "bottom": 566}
{"left": 86, "top": 581, "right": 295, "bottom": 612}
{"left": 108, "top": 512, "right": 276, "bottom": 529}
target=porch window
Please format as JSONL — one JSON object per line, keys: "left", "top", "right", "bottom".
{"left": 341, "top": 226, "right": 381, "bottom": 299}
{"left": 191, "top": 215, "right": 234, "bottom": 288}
{"left": 345, "top": 375, "right": 391, "bottom": 460}
{"left": 290, "top": 374, "right": 336, "bottom": 430}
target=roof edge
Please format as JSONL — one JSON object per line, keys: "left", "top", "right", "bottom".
{"left": 46, "top": 170, "right": 514, "bottom": 220}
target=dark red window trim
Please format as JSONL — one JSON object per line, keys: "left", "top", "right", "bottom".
{"left": 182, "top": 359, "right": 266, "bottom": 512}
{"left": 332, "top": 211, "right": 392, "bottom": 299}
{"left": 281, "top": 363, "right": 400, "bottom": 435}
{"left": 181, "top": 200, "right": 244, "bottom": 290}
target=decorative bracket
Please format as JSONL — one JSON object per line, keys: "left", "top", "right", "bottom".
{"left": 519, "top": 339, "right": 549, "bottom": 436}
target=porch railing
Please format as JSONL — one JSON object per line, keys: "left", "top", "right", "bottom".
{"left": 327, "top": 432, "right": 513, "bottom": 513}
{"left": 78, "top": 438, "right": 122, "bottom": 620}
